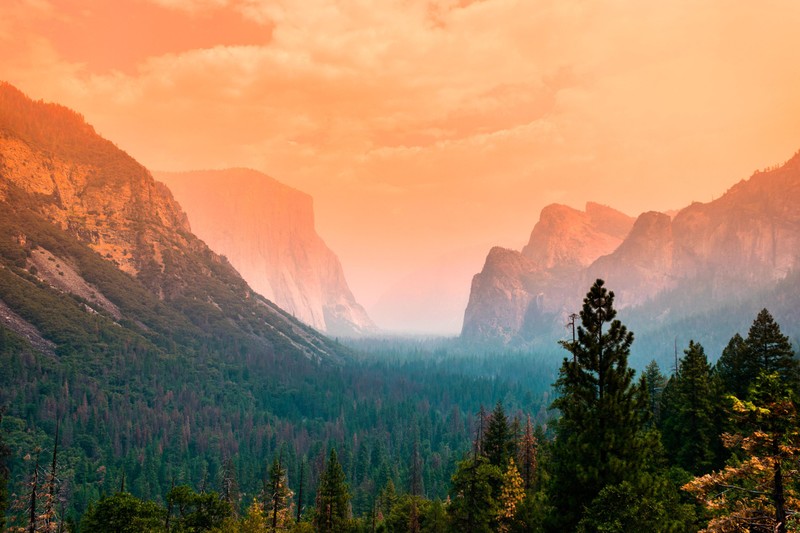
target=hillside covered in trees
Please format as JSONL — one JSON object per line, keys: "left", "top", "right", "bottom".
{"left": 3, "top": 280, "right": 798, "bottom": 532}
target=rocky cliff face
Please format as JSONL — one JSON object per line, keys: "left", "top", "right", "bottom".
{"left": 462, "top": 152, "right": 800, "bottom": 346}
{"left": 0, "top": 81, "right": 345, "bottom": 363}
{"left": 462, "top": 203, "right": 634, "bottom": 342}
{"left": 157, "top": 169, "right": 376, "bottom": 337}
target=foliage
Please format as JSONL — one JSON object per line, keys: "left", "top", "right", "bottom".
{"left": 684, "top": 372, "right": 800, "bottom": 533}
{"left": 548, "top": 279, "right": 652, "bottom": 530}
{"left": 661, "top": 341, "right": 719, "bottom": 474}
{"left": 80, "top": 492, "right": 166, "bottom": 532}
{"left": 447, "top": 456, "right": 502, "bottom": 533}
{"left": 314, "top": 449, "right": 351, "bottom": 533}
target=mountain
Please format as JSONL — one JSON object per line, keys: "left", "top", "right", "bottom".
{"left": 462, "top": 154, "right": 800, "bottom": 358}
{"left": 0, "top": 81, "right": 345, "bottom": 363}
{"left": 156, "top": 169, "right": 376, "bottom": 337}
{"left": 462, "top": 203, "right": 634, "bottom": 343}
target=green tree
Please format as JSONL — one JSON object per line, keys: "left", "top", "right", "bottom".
{"left": 516, "top": 416, "right": 538, "bottom": 492}
{"left": 660, "top": 341, "right": 718, "bottom": 474}
{"left": 167, "top": 484, "right": 232, "bottom": 532}
{"left": 266, "top": 454, "right": 293, "bottom": 531}
{"left": 744, "top": 309, "right": 797, "bottom": 388}
{"left": 642, "top": 360, "right": 667, "bottom": 426}
{"left": 714, "top": 333, "right": 752, "bottom": 398}
{"left": 548, "top": 279, "right": 651, "bottom": 531}
{"left": 80, "top": 492, "right": 166, "bottom": 532}
{"left": 314, "top": 449, "right": 350, "bottom": 533}
{"left": 482, "top": 401, "right": 513, "bottom": 468}
{"left": 447, "top": 456, "right": 501, "bottom": 533}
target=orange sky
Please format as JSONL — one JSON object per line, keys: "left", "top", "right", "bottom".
{"left": 3, "top": 0, "right": 800, "bottom": 333}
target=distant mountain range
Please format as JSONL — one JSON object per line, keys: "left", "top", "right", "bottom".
{"left": 157, "top": 169, "right": 376, "bottom": 337}
{"left": 462, "top": 152, "right": 800, "bottom": 362}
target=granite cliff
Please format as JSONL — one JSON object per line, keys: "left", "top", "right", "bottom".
{"left": 0, "top": 81, "right": 345, "bottom": 363}
{"left": 462, "top": 152, "right": 800, "bottom": 351}
{"left": 157, "top": 169, "right": 376, "bottom": 337}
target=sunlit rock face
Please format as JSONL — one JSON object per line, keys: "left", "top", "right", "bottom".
{"left": 462, "top": 152, "right": 800, "bottom": 345}
{"left": 158, "top": 169, "right": 376, "bottom": 337}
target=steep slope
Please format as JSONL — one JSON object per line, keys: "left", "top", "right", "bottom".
{"left": 0, "top": 81, "right": 343, "bottom": 363}
{"left": 156, "top": 169, "right": 376, "bottom": 337}
{"left": 461, "top": 151, "right": 800, "bottom": 355}
{"left": 462, "top": 203, "right": 634, "bottom": 342}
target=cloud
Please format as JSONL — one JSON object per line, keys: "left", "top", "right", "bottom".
{"left": 3, "top": 0, "right": 800, "bottom": 315}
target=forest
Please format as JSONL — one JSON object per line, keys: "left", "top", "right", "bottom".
{"left": 2, "top": 279, "right": 798, "bottom": 532}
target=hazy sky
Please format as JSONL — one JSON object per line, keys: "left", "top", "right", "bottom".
{"left": 3, "top": 0, "right": 800, "bottom": 332}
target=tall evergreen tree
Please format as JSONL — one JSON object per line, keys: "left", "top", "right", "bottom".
{"left": 482, "top": 402, "right": 513, "bottom": 468}
{"left": 266, "top": 454, "right": 293, "bottom": 531}
{"left": 314, "top": 449, "right": 350, "bottom": 533}
{"left": 744, "top": 309, "right": 797, "bottom": 387}
{"left": 660, "top": 341, "right": 718, "bottom": 474}
{"left": 548, "top": 279, "right": 650, "bottom": 531}
{"left": 642, "top": 360, "right": 667, "bottom": 426}
{"left": 447, "top": 456, "right": 501, "bottom": 533}
{"left": 714, "top": 333, "right": 752, "bottom": 398}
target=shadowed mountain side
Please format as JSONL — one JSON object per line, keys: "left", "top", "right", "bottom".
{"left": 157, "top": 169, "right": 376, "bottom": 337}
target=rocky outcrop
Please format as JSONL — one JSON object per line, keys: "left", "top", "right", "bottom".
{"left": 462, "top": 151, "right": 800, "bottom": 345}
{"left": 462, "top": 203, "right": 633, "bottom": 342}
{"left": 157, "top": 169, "right": 376, "bottom": 337}
{"left": 0, "top": 81, "right": 345, "bottom": 363}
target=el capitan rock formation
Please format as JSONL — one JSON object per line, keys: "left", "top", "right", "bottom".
{"left": 157, "top": 169, "right": 376, "bottom": 337}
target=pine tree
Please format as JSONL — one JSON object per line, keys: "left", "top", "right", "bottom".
{"left": 447, "top": 456, "right": 501, "bottom": 533}
{"left": 409, "top": 437, "right": 424, "bottom": 497}
{"left": 314, "top": 449, "right": 350, "bottom": 533}
{"left": 482, "top": 402, "right": 513, "bottom": 468}
{"left": 266, "top": 454, "right": 293, "bottom": 531}
{"left": 642, "top": 360, "right": 666, "bottom": 426}
{"left": 548, "top": 279, "right": 650, "bottom": 530}
{"left": 660, "top": 341, "right": 718, "bottom": 474}
{"left": 744, "top": 309, "right": 797, "bottom": 388}
{"left": 714, "top": 333, "right": 752, "bottom": 398}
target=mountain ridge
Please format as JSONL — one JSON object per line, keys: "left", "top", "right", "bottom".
{"left": 156, "top": 168, "right": 376, "bottom": 337}
{"left": 462, "top": 150, "right": 800, "bottom": 354}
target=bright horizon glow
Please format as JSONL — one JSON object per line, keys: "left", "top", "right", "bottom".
{"left": 2, "top": 0, "right": 800, "bottom": 333}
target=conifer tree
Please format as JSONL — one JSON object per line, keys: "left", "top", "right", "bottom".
{"left": 548, "top": 279, "right": 650, "bottom": 530}
{"left": 517, "top": 416, "right": 537, "bottom": 492}
{"left": 314, "top": 449, "right": 350, "bottom": 533}
{"left": 266, "top": 454, "right": 293, "bottom": 531}
{"left": 447, "top": 456, "right": 501, "bottom": 533}
{"left": 714, "top": 333, "right": 752, "bottom": 398}
{"left": 482, "top": 402, "right": 513, "bottom": 468}
{"left": 660, "top": 341, "right": 718, "bottom": 474}
{"left": 642, "top": 360, "right": 666, "bottom": 425}
{"left": 744, "top": 309, "right": 797, "bottom": 387}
